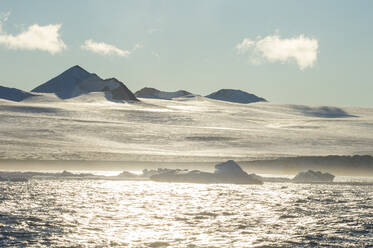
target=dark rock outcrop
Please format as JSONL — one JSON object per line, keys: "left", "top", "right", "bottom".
{"left": 32, "top": 65, "right": 91, "bottom": 99}
{"left": 108, "top": 78, "right": 137, "bottom": 101}
{"left": 32, "top": 65, "right": 138, "bottom": 101}
{"left": 135, "top": 87, "right": 194, "bottom": 100}
{"left": 206, "top": 89, "right": 266, "bottom": 104}
{"left": 0, "top": 85, "right": 36, "bottom": 102}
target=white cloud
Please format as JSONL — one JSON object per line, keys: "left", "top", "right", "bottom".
{"left": 236, "top": 33, "right": 318, "bottom": 70}
{"left": 235, "top": 38, "right": 254, "bottom": 54}
{"left": 81, "top": 39, "right": 130, "bottom": 57}
{"left": 0, "top": 19, "right": 66, "bottom": 54}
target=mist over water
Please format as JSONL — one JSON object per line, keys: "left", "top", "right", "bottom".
{"left": 1, "top": 179, "right": 372, "bottom": 247}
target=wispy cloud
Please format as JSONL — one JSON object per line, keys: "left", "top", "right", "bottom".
{"left": 0, "top": 11, "right": 11, "bottom": 33}
{"left": 132, "top": 43, "right": 143, "bottom": 52}
{"left": 152, "top": 51, "right": 160, "bottom": 59}
{"left": 0, "top": 12, "right": 66, "bottom": 54}
{"left": 81, "top": 40, "right": 130, "bottom": 57}
{"left": 236, "top": 33, "right": 318, "bottom": 70}
{"left": 235, "top": 38, "right": 254, "bottom": 54}
{"left": 147, "top": 28, "right": 160, "bottom": 35}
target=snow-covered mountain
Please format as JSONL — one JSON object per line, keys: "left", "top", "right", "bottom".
{"left": 135, "top": 87, "right": 195, "bottom": 100}
{"left": 1, "top": 68, "right": 373, "bottom": 173}
{"left": 206, "top": 89, "right": 267, "bottom": 104}
{"left": 32, "top": 65, "right": 138, "bottom": 101}
{"left": 0, "top": 85, "right": 36, "bottom": 102}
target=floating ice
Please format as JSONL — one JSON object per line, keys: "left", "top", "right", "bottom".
{"left": 293, "top": 170, "right": 335, "bottom": 182}
{"left": 150, "top": 160, "right": 263, "bottom": 184}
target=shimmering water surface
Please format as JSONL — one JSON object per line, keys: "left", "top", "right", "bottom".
{"left": 0, "top": 179, "right": 372, "bottom": 247}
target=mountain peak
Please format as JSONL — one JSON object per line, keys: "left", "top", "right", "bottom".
{"left": 206, "top": 89, "right": 267, "bottom": 104}
{"left": 32, "top": 65, "right": 92, "bottom": 98}
{"left": 32, "top": 66, "right": 138, "bottom": 101}
{"left": 68, "top": 64, "right": 89, "bottom": 72}
{"left": 61, "top": 65, "right": 91, "bottom": 79}
{"left": 135, "top": 87, "right": 194, "bottom": 100}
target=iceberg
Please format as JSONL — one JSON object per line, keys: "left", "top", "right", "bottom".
{"left": 150, "top": 160, "right": 263, "bottom": 184}
{"left": 293, "top": 170, "right": 335, "bottom": 183}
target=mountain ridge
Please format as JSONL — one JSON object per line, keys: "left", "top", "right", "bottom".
{"left": 32, "top": 65, "right": 138, "bottom": 101}
{"left": 4, "top": 66, "right": 268, "bottom": 104}
{"left": 0, "top": 85, "right": 37, "bottom": 102}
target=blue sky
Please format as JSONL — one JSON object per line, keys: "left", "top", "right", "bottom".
{"left": 0, "top": 0, "right": 372, "bottom": 106}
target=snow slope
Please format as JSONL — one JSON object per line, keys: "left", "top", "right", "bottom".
{"left": 0, "top": 94, "right": 373, "bottom": 162}
{"left": 32, "top": 65, "right": 138, "bottom": 101}
{"left": 0, "top": 85, "right": 36, "bottom": 102}
{"left": 135, "top": 87, "right": 195, "bottom": 100}
{"left": 206, "top": 89, "right": 267, "bottom": 104}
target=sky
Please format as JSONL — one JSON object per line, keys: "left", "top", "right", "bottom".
{"left": 0, "top": 0, "right": 372, "bottom": 106}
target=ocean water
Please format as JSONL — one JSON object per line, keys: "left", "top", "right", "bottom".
{"left": 0, "top": 179, "right": 372, "bottom": 247}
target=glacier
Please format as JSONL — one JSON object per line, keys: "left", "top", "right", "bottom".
{"left": 0, "top": 92, "right": 373, "bottom": 166}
